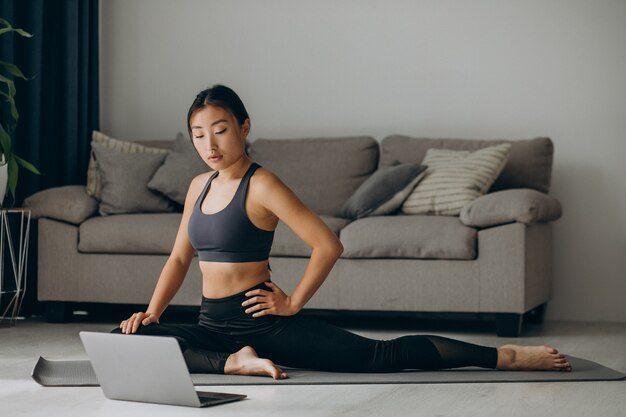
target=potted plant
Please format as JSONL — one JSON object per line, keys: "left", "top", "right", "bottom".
{"left": 0, "top": 17, "right": 42, "bottom": 208}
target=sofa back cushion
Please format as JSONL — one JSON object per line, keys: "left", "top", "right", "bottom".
{"left": 379, "top": 136, "right": 554, "bottom": 193}
{"left": 249, "top": 136, "right": 379, "bottom": 215}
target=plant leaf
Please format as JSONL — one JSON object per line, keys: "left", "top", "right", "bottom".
{"left": 13, "top": 28, "right": 33, "bottom": 37}
{"left": 0, "top": 73, "right": 18, "bottom": 128}
{"left": 0, "top": 60, "right": 28, "bottom": 79}
{"left": 7, "top": 155, "right": 18, "bottom": 201}
{"left": 0, "top": 73, "right": 16, "bottom": 100}
{"left": 14, "top": 154, "right": 42, "bottom": 175}
{"left": 0, "top": 17, "right": 33, "bottom": 38}
{"left": 0, "top": 121, "right": 12, "bottom": 155}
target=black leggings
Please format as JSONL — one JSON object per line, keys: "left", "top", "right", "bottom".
{"left": 110, "top": 280, "right": 499, "bottom": 374}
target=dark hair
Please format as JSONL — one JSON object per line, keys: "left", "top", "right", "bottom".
{"left": 187, "top": 84, "right": 250, "bottom": 143}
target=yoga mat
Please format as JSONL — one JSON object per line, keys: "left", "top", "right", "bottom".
{"left": 31, "top": 355, "right": 626, "bottom": 386}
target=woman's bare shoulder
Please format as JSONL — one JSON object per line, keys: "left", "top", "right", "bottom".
{"left": 192, "top": 170, "right": 215, "bottom": 183}
{"left": 251, "top": 166, "right": 285, "bottom": 190}
{"left": 185, "top": 170, "right": 215, "bottom": 204}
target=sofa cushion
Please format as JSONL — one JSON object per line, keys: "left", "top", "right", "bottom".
{"left": 249, "top": 136, "right": 379, "bottom": 216}
{"left": 23, "top": 185, "right": 99, "bottom": 225}
{"left": 78, "top": 213, "right": 182, "bottom": 254}
{"left": 148, "top": 132, "right": 214, "bottom": 205}
{"left": 92, "top": 142, "right": 177, "bottom": 215}
{"left": 401, "top": 143, "right": 512, "bottom": 216}
{"left": 270, "top": 215, "right": 352, "bottom": 257}
{"left": 339, "top": 215, "right": 477, "bottom": 260}
{"left": 78, "top": 212, "right": 350, "bottom": 257}
{"left": 380, "top": 136, "right": 554, "bottom": 193}
{"left": 459, "top": 188, "right": 563, "bottom": 228}
{"left": 339, "top": 162, "right": 428, "bottom": 220}
{"left": 86, "top": 131, "right": 172, "bottom": 200}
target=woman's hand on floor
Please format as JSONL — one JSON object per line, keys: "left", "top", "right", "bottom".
{"left": 119, "top": 312, "right": 160, "bottom": 334}
{"left": 242, "top": 281, "right": 300, "bottom": 317}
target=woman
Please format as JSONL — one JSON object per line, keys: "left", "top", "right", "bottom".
{"left": 111, "top": 84, "right": 572, "bottom": 379}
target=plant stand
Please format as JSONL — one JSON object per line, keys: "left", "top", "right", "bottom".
{"left": 0, "top": 208, "right": 31, "bottom": 327}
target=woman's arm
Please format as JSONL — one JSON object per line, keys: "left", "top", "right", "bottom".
{"left": 144, "top": 174, "right": 207, "bottom": 319}
{"left": 144, "top": 258, "right": 191, "bottom": 319}
{"left": 289, "top": 244, "right": 344, "bottom": 312}
{"left": 254, "top": 171, "right": 344, "bottom": 312}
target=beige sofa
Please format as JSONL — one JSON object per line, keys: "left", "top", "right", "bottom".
{"left": 25, "top": 135, "right": 562, "bottom": 337}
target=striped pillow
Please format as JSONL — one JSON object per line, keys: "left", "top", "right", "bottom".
{"left": 400, "top": 143, "right": 512, "bottom": 216}
{"left": 86, "top": 131, "right": 169, "bottom": 200}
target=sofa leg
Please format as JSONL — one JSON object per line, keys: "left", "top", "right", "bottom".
{"left": 523, "top": 303, "right": 547, "bottom": 324}
{"left": 495, "top": 313, "right": 523, "bottom": 337}
{"left": 46, "top": 301, "right": 71, "bottom": 323}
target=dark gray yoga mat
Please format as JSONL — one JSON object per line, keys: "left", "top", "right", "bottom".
{"left": 31, "top": 355, "right": 626, "bottom": 386}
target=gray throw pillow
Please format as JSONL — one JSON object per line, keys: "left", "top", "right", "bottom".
{"left": 147, "top": 132, "right": 213, "bottom": 205}
{"left": 86, "top": 130, "right": 170, "bottom": 201}
{"left": 339, "top": 162, "right": 428, "bottom": 220}
{"left": 91, "top": 142, "right": 177, "bottom": 215}
{"left": 23, "top": 185, "right": 99, "bottom": 224}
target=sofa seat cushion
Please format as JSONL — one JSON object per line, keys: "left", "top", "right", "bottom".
{"left": 78, "top": 213, "right": 351, "bottom": 257}
{"left": 339, "top": 214, "right": 477, "bottom": 260}
{"left": 270, "top": 215, "right": 352, "bottom": 257}
{"left": 78, "top": 213, "right": 182, "bottom": 254}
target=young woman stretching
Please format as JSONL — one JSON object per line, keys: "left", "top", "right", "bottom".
{"left": 111, "top": 84, "right": 572, "bottom": 379}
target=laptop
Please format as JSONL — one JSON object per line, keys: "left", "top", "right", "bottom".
{"left": 79, "top": 331, "right": 247, "bottom": 408}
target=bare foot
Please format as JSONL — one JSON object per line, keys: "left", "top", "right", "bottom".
{"left": 496, "top": 344, "right": 573, "bottom": 371}
{"left": 224, "top": 346, "right": 289, "bottom": 380}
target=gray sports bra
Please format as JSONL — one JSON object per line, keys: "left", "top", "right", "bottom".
{"left": 187, "top": 162, "right": 275, "bottom": 267}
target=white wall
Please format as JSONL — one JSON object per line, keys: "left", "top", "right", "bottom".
{"left": 100, "top": 0, "right": 626, "bottom": 322}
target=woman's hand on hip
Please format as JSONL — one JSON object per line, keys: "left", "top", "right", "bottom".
{"left": 119, "top": 312, "right": 160, "bottom": 334}
{"left": 242, "top": 281, "right": 299, "bottom": 317}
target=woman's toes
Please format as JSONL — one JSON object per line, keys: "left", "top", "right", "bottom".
{"left": 544, "top": 345, "right": 558, "bottom": 354}
{"left": 261, "top": 359, "right": 288, "bottom": 380}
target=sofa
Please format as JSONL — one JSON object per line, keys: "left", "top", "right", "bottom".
{"left": 24, "top": 134, "right": 562, "bottom": 337}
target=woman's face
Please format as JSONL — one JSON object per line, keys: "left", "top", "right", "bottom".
{"left": 189, "top": 105, "right": 250, "bottom": 169}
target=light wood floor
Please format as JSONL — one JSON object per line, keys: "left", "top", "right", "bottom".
{"left": 1, "top": 315, "right": 625, "bottom": 417}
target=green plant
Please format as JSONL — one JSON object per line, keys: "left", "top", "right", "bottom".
{"left": 0, "top": 17, "right": 42, "bottom": 205}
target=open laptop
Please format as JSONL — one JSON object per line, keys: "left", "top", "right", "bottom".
{"left": 79, "top": 331, "right": 247, "bottom": 408}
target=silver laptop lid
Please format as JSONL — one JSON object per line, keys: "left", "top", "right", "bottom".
{"left": 79, "top": 331, "right": 202, "bottom": 407}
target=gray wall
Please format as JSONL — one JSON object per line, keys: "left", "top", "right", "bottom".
{"left": 100, "top": 0, "right": 626, "bottom": 323}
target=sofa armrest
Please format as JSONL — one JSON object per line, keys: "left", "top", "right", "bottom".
{"left": 459, "top": 188, "right": 562, "bottom": 228}
{"left": 23, "top": 185, "right": 99, "bottom": 225}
